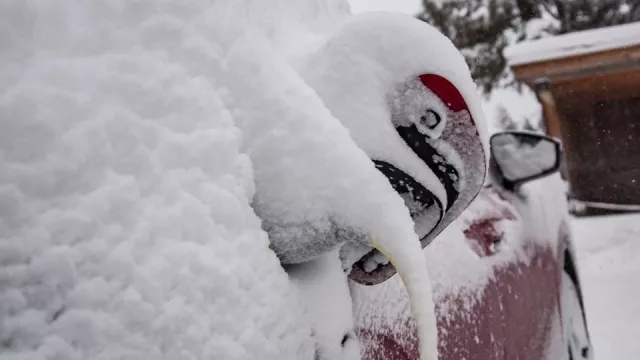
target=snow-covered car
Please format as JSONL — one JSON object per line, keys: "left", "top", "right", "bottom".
{"left": 2, "top": 2, "right": 591, "bottom": 360}
{"left": 350, "top": 131, "right": 593, "bottom": 360}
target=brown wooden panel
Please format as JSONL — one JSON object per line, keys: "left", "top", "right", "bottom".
{"left": 592, "top": 96, "right": 640, "bottom": 169}
{"left": 555, "top": 94, "right": 640, "bottom": 204}
{"left": 512, "top": 44, "right": 640, "bottom": 84}
{"left": 511, "top": 38, "right": 640, "bottom": 204}
{"left": 553, "top": 68, "right": 640, "bottom": 102}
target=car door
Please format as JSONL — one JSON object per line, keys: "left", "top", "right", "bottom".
{"left": 468, "top": 184, "right": 562, "bottom": 360}
{"left": 351, "top": 184, "right": 561, "bottom": 360}
{"left": 350, "top": 188, "right": 511, "bottom": 360}
{"left": 352, "top": 131, "right": 567, "bottom": 360}
{"left": 492, "top": 177, "right": 568, "bottom": 360}
{"left": 488, "top": 131, "right": 569, "bottom": 359}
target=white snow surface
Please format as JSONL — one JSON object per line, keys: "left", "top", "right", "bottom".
{"left": 505, "top": 21, "right": 640, "bottom": 65}
{"left": 482, "top": 86, "right": 541, "bottom": 133}
{"left": 0, "top": 1, "right": 330, "bottom": 359}
{"left": 301, "top": 12, "right": 490, "bottom": 173}
{"left": 226, "top": 26, "right": 423, "bottom": 266}
{"left": 0, "top": 1, "right": 480, "bottom": 360}
{"left": 286, "top": 249, "right": 361, "bottom": 360}
{"left": 348, "top": 0, "right": 422, "bottom": 15}
{"left": 572, "top": 213, "right": 640, "bottom": 360}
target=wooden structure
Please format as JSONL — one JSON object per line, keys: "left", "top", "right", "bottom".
{"left": 505, "top": 22, "right": 640, "bottom": 206}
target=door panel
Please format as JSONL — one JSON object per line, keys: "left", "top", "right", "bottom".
{"left": 494, "top": 182, "right": 565, "bottom": 359}
{"left": 497, "top": 249, "right": 561, "bottom": 360}
{"left": 460, "top": 186, "right": 560, "bottom": 359}
{"left": 351, "top": 184, "right": 564, "bottom": 360}
{"left": 351, "top": 189, "right": 512, "bottom": 360}
{"left": 351, "top": 263, "right": 507, "bottom": 360}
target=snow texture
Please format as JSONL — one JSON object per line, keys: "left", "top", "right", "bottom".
{"left": 1, "top": 1, "right": 478, "bottom": 360}
{"left": 572, "top": 213, "right": 640, "bottom": 360}
{"left": 0, "top": 1, "right": 369, "bottom": 359}
{"left": 352, "top": 173, "right": 570, "bottom": 343}
{"left": 222, "top": 14, "right": 443, "bottom": 360}
{"left": 389, "top": 78, "right": 449, "bottom": 141}
{"left": 286, "top": 249, "right": 361, "bottom": 360}
{"left": 227, "top": 28, "right": 425, "bottom": 266}
{"left": 505, "top": 21, "right": 640, "bottom": 65}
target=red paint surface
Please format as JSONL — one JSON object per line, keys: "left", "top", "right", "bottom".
{"left": 463, "top": 217, "right": 505, "bottom": 256}
{"left": 463, "top": 188, "right": 517, "bottom": 257}
{"left": 354, "top": 188, "right": 566, "bottom": 360}
{"left": 419, "top": 74, "right": 468, "bottom": 113}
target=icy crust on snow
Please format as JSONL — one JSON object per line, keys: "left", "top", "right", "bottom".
{"left": 505, "top": 21, "right": 640, "bottom": 65}
{"left": 220, "top": 19, "right": 440, "bottom": 360}
{"left": 0, "top": 1, "right": 327, "bottom": 359}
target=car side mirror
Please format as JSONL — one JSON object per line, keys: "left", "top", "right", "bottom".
{"left": 490, "top": 131, "right": 562, "bottom": 191}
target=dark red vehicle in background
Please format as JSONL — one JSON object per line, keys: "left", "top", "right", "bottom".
{"left": 350, "top": 131, "right": 593, "bottom": 360}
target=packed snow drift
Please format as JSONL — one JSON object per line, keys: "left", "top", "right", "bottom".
{"left": 0, "top": 1, "right": 487, "bottom": 360}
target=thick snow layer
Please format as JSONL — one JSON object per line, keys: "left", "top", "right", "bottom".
{"left": 296, "top": 13, "right": 491, "bottom": 360}
{"left": 300, "top": 14, "right": 490, "bottom": 269}
{"left": 1, "top": 1, "right": 467, "bottom": 360}
{"left": 505, "top": 21, "right": 640, "bottom": 65}
{"left": 222, "top": 15, "right": 442, "bottom": 360}
{"left": 286, "top": 249, "right": 361, "bottom": 360}
{"left": 0, "top": 1, "right": 376, "bottom": 359}
{"left": 572, "top": 213, "right": 640, "bottom": 360}
{"left": 301, "top": 12, "right": 490, "bottom": 171}
{"left": 225, "top": 29, "right": 425, "bottom": 266}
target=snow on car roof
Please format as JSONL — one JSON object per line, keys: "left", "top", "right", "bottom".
{"left": 505, "top": 21, "right": 640, "bottom": 66}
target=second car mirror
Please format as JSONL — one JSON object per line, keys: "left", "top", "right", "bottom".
{"left": 490, "top": 131, "right": 562, "bottom": 191}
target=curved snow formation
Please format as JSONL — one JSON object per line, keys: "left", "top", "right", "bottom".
{"left": 226, "top": 17, "right": 429, "bottom": 269}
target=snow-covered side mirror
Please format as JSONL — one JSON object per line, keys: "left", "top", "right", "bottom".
{"left": 346, "top": 74, "right": 487, "bottom": 286}
{"left": 490, "top": 131, "right": 561, "bottom": 191}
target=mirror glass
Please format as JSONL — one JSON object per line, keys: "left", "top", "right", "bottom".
{"left": 490, "top": 132, "right": 559, "bottom": 183}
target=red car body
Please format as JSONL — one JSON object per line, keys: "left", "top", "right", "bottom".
{"left": 349, "top": 154, "right": 587, "bottom": 360}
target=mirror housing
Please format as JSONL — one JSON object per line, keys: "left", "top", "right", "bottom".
{"left": 490, "top": 131, "right": 562, "bottom": 191}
